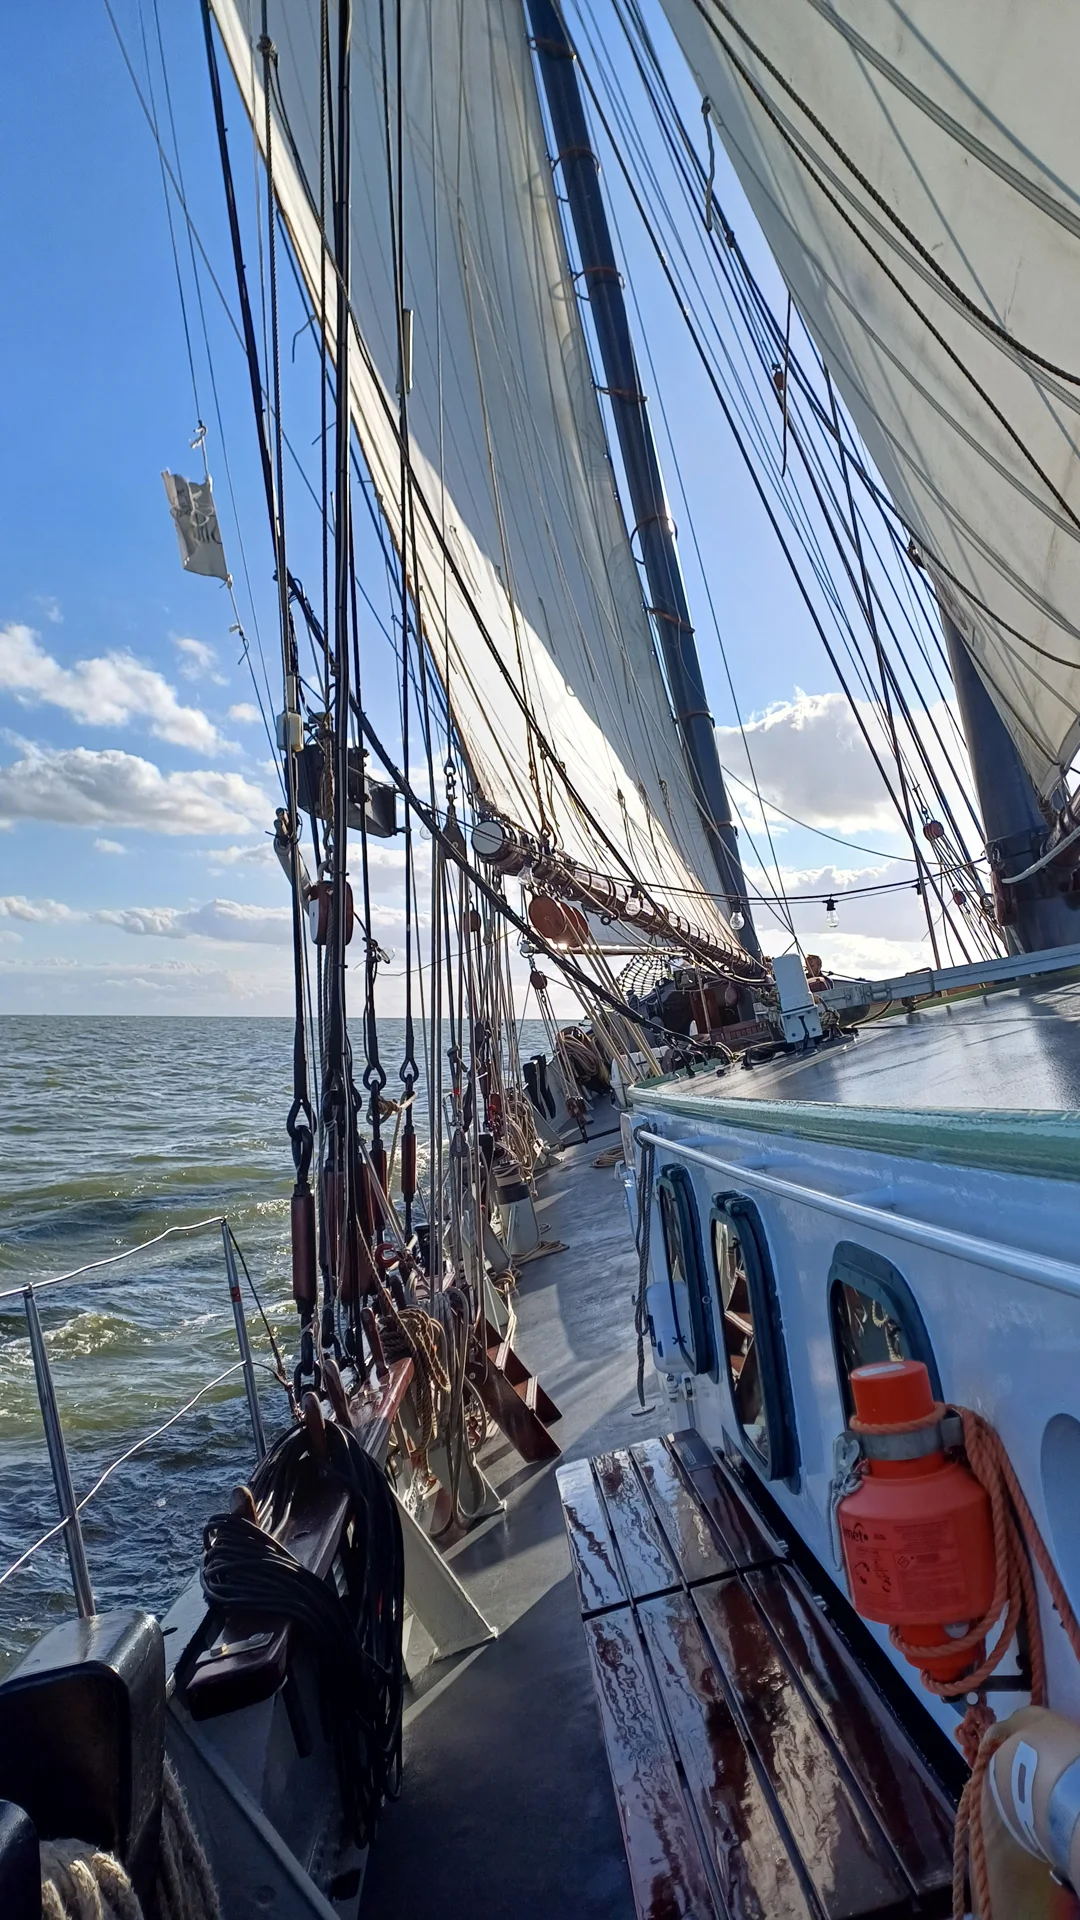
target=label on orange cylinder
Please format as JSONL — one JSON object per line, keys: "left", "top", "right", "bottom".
{"left": 840, "top": 1511, "right": 970, "bottom": 1616}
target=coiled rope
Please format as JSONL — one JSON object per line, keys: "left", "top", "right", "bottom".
{"left": 40, "top": 1759, "right": 219, "bottom": 1920}
{"left": 379, "top": 1297, "right": 450, "bottom": 1458}
{"left": 201, "top": 1419, "right": 404, "bottom": 1846}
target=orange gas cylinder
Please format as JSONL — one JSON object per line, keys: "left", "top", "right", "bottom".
{"left": 837, "top": 1359, "right": 996, "bottom": 1680}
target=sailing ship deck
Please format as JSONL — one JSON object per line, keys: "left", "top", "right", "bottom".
{"left": 361, "top": 1128, "right": 647, "bottom": 1919}
{"left": 711, "top": 980, "right": 1080, "bottom": 1113}
{"left": 360, "top": 1130, "right": 960, "bottom": 1920}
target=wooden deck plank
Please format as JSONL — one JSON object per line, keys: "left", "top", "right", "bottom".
{"left": 582, "top": 1609, "right": 720, "bottom": 1920}
{"left": 636, "top": 1590, "right": 815, "bottom": 1920}
{"left": 555, "top": 1458, "right": 626, "bottom": 1614}
{"left": 747, "top": 1566, "right": 954, "bottom": 1898}
{"left": 667, "top": 1433, "right": 783, "bottom": 1572}
{"left": 593, "top": 1451, "right": 680, "bottom": 1602}
{"left": 630, "top": 1437, "right": 737, "bottom": 1585}
{"left": 694, "top": 1577, "right": 910, "bottom": 1918}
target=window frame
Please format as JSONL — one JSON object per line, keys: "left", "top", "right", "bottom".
{"left": 828, "top": 1240, "right": 942, "bottom": 1422}
{"left": 655, "top": 1166, "right": 715, "bottom": 1378}
{"left": 709, "top": 1193, "right": 798, "bottom": 1483}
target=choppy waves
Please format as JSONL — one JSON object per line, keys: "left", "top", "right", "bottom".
{"left": 0, "top": 1014, "right": 548, "bottom": 1670}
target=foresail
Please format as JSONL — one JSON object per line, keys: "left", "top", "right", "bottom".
{"left": 210, "top": 0, "right": 737, "bottom": 947}
{"left": 660, "top": 0, "right": 1080, "bottom": 797}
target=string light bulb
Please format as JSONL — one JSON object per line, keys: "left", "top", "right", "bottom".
{"left": 825, "top": 896, "right": 839, "bottom": 929}
{"left": 729, "top": 906, "right": 745, "bottom": 932}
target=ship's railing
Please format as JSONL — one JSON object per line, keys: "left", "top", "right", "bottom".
{"left": 0, "top": 1217, "right": 274, "bottom": 1620}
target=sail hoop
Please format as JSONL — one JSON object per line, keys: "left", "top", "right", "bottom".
{"left": 665, "top": 0, "right": 1080, "bottom": 797}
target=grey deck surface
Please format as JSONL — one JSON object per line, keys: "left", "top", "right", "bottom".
{"left": 710, "top": 979, "right": 1080, "bottom": 1111}
{"left": 361, "top": 1132, "right": 652, "bottom": 1920}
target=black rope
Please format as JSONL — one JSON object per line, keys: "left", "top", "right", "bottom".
{"left": 201, "top": 1420, "right": 403, "bottom": 1845}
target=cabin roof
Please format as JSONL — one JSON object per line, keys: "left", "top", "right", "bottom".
{"left": 633, "top": 979, "right": 1080, "bottom": 1181}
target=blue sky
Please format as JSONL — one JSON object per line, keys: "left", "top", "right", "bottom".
{"left": 0, "top": 1, "right": 940, "bottom": 1014}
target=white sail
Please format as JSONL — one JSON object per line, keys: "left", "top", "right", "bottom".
{"left": 210, "top": 0, "right": 738, "bottom": 947}
{"left": 660, "top": 0, "right": 1080, "bottom": 797}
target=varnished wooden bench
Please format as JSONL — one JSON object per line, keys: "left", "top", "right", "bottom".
{"left": 557, "top": 1433, "right": 956, "bottom": 1920}
{"left": 186, "top": 1359, "right": 412, "bottom": 1719}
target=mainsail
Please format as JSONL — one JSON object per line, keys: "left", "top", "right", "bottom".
{"left": 210, "top": 0, "right": 738, "bottom": 949}
{"left": 660, "top": 0, "right": 1080, "bottom": 798}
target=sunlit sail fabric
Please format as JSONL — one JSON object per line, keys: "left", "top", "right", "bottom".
{"left": 211, "top": 0, "right": 737, "bottom": 947}
{"left": 661, "top": 0, "right": 1080, "bottom": 796}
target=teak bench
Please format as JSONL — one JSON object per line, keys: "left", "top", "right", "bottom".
{"left": 557, "top": 1432, "right": 956, "bottom": 1920}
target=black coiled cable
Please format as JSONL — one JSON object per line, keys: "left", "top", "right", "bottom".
{"left": 200, "top": 1420, "right": 404, "bottom": 1846}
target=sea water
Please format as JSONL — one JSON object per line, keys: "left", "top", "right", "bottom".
{"left": 0, "top": 1014, "right": 551, "bottom": 1669}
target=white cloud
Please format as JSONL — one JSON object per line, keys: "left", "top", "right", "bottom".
{"left": 0, "top": 745, "right": 272, "bottom": 836}
{"left": 94, "top": 838, "right": 126, "bottom": 854}
{"left": 812, "top": 931, "right": 933, "bottom": 979}
{"left": 0, "top": 623, "right": 227, "bottom": 753}
{"left": 718, "top": 690, "right": 913, "bottom": 834}
{"left": 740, "top": 854, "right": 986, "bottom": 977}
{"left": 97, "top": 898, "right": 292, "bottom": 945}
{"left": 0, "top": 955, "right": 289, "bottom": 1012}
{"left": 745, "top": 858, "right": 927, "bottom": 944}
{"left": 174, "top": 636, "right": 226, "bottom": 686}
{"left": 206, "top": 841, "right": 270, "bottom": 870}
{"left": 34, "top": 596, "right": 63, "bottom": 625}
{"left": 226, "top": 702, "right": 261, "bottom": 724}
{"left": 0, "top": 894, "right": 84, "bottom": 923}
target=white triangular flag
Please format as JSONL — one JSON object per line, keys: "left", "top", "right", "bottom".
{"left": 162, "top": 470, "right": 229, "bottom": 582}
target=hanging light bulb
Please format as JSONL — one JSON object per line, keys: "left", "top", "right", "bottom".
{"left": 825, "top": 896, "right": 839, "bottom": 929}
{"left": 729, "top": 906, "right": 745, "bottom": 932}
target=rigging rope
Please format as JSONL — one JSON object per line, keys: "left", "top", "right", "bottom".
{"left": 581, "top": 0, "right": 1061, "bottom": 854}
{"left": 696, "top": 0, "right": 1080, "bottom": 394}
{"left": 582, "top": 6, "right": 995, "bottom": 879}
{"left": 689, "top": 0, "right": 1080, "bottom": 551}
{"left": 569, "top": 47, "right": 983, "bottom": 920}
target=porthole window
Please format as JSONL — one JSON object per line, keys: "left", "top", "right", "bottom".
{"left": 649, "top": 1168, "right": 714, "bottom": 1377}
{"left": 710, "top": 1195, "right": 797, "bottom": 1482}
{"left": 829, "top": 1241, "right": 942, "bottom": 1421}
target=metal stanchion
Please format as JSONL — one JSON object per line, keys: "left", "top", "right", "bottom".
{"left": 221, "top": 1222, "right": 267, "bottom": 1460}
{"left": 24, "top": 1286, "right": 95, "bottom": 1618}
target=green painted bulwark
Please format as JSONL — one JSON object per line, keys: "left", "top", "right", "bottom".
{"left": 629, "top": 1084, "right": 1080, "bottom": 1183}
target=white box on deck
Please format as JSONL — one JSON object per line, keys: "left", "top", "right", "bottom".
{"left": 772, "top": 954, "right": 823, "bottom": 1046}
